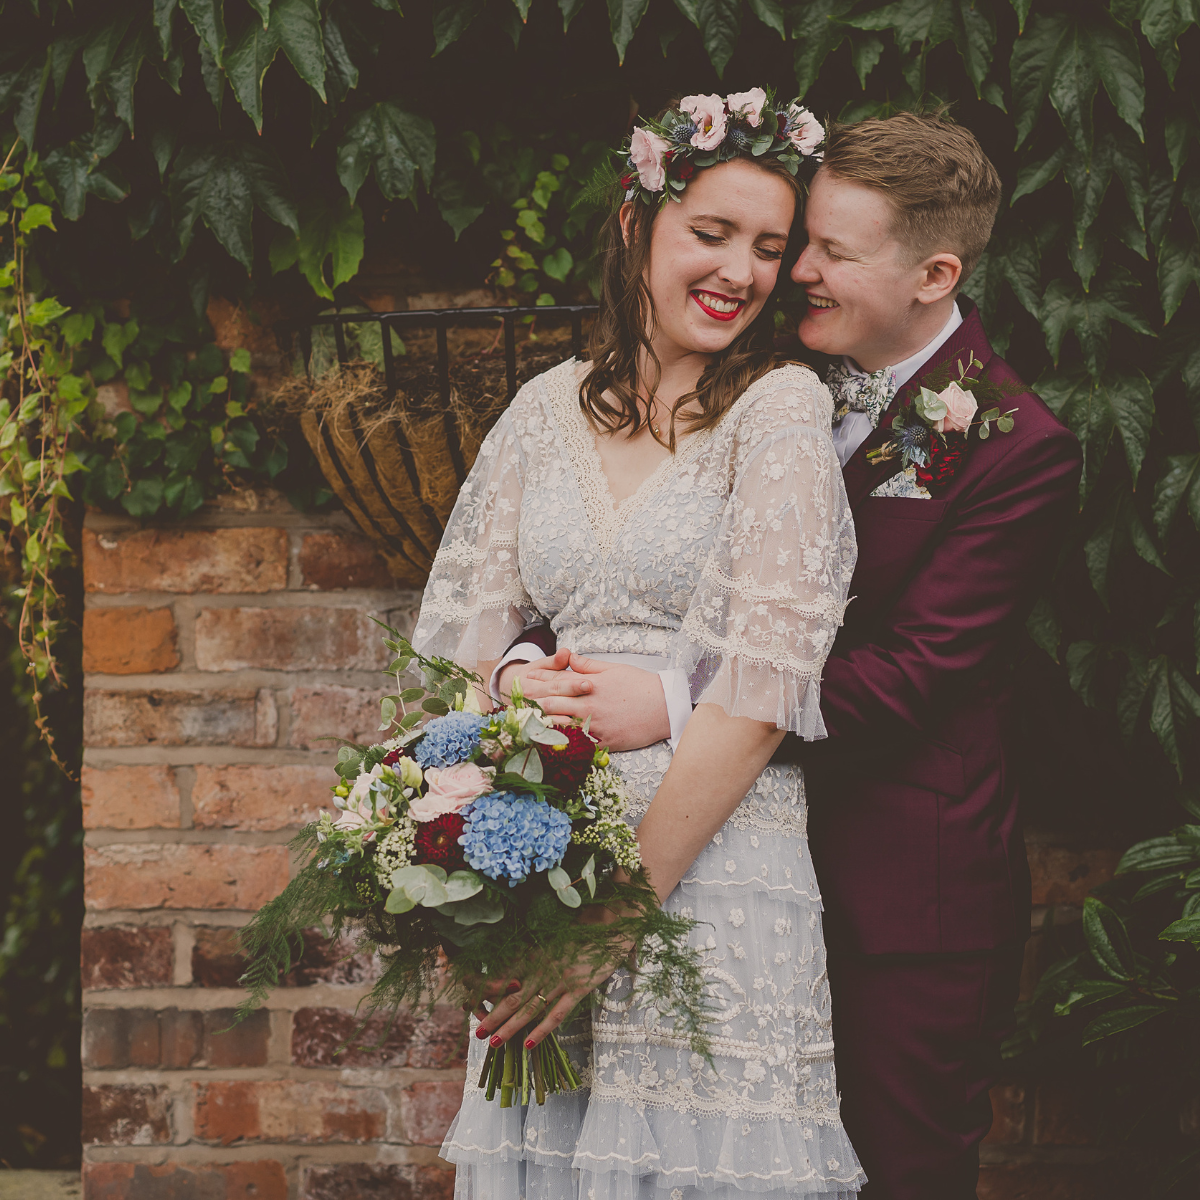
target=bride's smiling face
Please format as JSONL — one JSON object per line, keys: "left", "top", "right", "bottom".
{"left": 622, "top": 159, "right": 796, "bottom": 362}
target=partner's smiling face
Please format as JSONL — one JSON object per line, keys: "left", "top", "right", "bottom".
{"left": 629, "top": 158, "right": 795, "bottom": 361}
{"left": 790, "top": 168, "right": 929, "bottom": 371}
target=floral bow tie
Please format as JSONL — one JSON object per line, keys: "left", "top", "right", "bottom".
{"left": 826, "top": 362, "right": 898, "bottom": 429}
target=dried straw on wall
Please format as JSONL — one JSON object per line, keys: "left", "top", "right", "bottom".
{"left": 273, "top": 334, "right": 578, "bottom": 586}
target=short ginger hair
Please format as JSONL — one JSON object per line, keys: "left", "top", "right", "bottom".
{"left": 820, "top": 110, "right": 1001, "bottom": 285}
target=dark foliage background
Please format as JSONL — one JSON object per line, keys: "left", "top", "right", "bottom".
{"left": 0, "top": 0, "right": 1198, "bottom": 1175}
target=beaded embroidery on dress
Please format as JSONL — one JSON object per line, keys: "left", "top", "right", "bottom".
{"left": 413, "top": 358, "right": 864, "bottom": 1198}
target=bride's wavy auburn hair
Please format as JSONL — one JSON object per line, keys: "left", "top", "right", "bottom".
{"left": 580, "top": 154, "right": 805, "bottom": 450}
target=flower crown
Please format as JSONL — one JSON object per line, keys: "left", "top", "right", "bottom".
{"left": 619, "top": 87, "right": 825, "bottom": 205}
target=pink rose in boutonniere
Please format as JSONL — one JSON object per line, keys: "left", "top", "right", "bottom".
{"left": 726, "top": 88, "right": 768, "bottom": 128}
{"left": 929, "top": 380, "right": 979, "bottom": 433}
{"left": 629, "top": 127, "right": 669, "bottom": 192}
{"left": 680, "top": 94, "right": 728, "bottom": 150}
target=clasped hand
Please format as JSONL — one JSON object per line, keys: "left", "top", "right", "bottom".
{"left": 498, "top": 649, "right": 671, "bottom": 751}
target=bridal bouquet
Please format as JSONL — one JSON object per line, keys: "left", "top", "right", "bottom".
{"left": 235, "top": 623, "right": 707, "bottom": 1107}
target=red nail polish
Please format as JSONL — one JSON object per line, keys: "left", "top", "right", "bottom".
{"left": 475, "top": 1026, "right": 489, "bottom": 1039}
{"left": 489, "top": 1035, "right": 502, "bottom": 1048}
{"left": 506, "top": 981, "right": 520, "bottom": 993}
{"left": 525, "top": 1039, "right": 535, "bottom": 1049}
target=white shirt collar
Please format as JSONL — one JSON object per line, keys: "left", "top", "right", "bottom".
{"left": 843, "top": 301, "right": 964, "bottom": 390}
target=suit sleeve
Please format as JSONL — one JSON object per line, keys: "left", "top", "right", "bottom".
{"left": 816, "top": 423, "right": 1081, "bottom": 749}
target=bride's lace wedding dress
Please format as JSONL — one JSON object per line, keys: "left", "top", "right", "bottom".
{"left": 412, "top": 358, "right": 865, "bottom": 1199}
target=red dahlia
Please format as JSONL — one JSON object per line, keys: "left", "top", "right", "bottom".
{"left": 915, "top": 431, "right": 965, "bottom": 489}
{"left": 382, "top": 747, "right": 412, "bottom": 766}
{"left": 414, "top": 813, "right": 467, "bottom": 870}
{"left": 542, "top": 725, "right": 599, "bottom": 795}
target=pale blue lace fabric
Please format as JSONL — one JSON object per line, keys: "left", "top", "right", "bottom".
{"left": 413, "top": 358, "right": 863, "bottom": 1199}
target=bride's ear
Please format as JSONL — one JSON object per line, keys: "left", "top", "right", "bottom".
{"left": 619, "top": 202, "right": 636, "bottom": 248}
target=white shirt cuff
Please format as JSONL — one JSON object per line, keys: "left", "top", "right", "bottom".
{"left": 658, "top": 668, "right": 694, "bottom": 749}
{"left": 488, "top": 642, "right": 545, "bottom": 702}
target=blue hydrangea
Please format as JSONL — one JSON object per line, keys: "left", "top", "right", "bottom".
{"left": 414, "top": 711, "right": 487, "bottom": 768}
{"left": 459, "top": 791, "right": 572, "bottom": 885}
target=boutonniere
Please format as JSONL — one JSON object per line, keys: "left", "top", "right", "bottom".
{"left": 866, "top": 355, "right": 1020, "bottom": 490}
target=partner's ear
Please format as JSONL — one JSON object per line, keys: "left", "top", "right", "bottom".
{"left": 916, "top": 251, "right": 962, "bottom": 304}
{"left": 618, "top": 201, "right": 637, "bottom": 248}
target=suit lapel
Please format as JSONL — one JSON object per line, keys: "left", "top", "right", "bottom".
{"left": 842, "top": 301, "right": 995, "bottom": 513}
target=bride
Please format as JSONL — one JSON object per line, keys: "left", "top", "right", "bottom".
{"left": 412, "top": 89, "right": 865, "bottom": 1199}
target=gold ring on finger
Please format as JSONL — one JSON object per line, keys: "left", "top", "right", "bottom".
{"left": 536, "top": 993, "right": 548, "bottom": 1005}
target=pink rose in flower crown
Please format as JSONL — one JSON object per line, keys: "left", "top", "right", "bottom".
{"left": 786, "top": 104, "right": 824, "bottom": 156}
{"left": 934, "top": 381, "right": 979, "bottom": 434}
{"left": 629, "top": 127, "right": 670, "bottom": 192}
{"left": 409, "top": 762, "right": 494, "bottom": 822}
{"left": 680, "top": 94, "right": 728, "bottom": 151}
{"left": 725, "top": 88, "right": 767, "bottom": 128}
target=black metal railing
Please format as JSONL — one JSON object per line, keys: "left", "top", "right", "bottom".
{"left": 290, "top": 304, "right": 599, "bottom": 405}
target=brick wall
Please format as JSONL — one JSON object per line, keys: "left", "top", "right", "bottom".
{"left": 80, "top": 492, "right": 1137, "bottom": 1199}
{"left": 80, "top": 491, "right": 460, "bottom": 1200}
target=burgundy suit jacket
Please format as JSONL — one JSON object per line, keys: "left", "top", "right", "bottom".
{"left": 504, "top": 300, "right": 1082, "bottom": 955}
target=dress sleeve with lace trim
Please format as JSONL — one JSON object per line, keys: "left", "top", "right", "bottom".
{"left": 411, "top": 401, "right": 536, "bottom": 675}
{"left": 673, "top": 368, "right": 857, "bottom": 738}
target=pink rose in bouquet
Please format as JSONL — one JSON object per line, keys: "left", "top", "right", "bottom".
{"left": 410, "top": 761, "right": 494, "bottom": 822}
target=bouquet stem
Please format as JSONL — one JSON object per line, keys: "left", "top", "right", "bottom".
{"left": 479, "top": 1028, "right": 582, "bottom": 1108}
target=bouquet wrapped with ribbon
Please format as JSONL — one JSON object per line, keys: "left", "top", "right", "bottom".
{"left": 235, "top": 623, "right": 707, "bottom": 1106}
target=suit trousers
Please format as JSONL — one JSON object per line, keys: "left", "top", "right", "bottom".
{"left": 826, "top": 942, "right": 1024, "bottom": 1200}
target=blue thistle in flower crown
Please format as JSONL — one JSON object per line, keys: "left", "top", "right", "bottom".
{"left": 414, "top": 711, "right": 487, "bottom": 769}
{"left": 670, "top": 119, "right": 698, "bottom": 145}
{"left": 725, "top": 127, "right": 753, "bottom": 153}
{"left": 459, "top": 791, "right": 572, "bottom": 885}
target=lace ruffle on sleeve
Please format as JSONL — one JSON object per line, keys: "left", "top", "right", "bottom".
{"left": 411, "top": 407, "right": 534, "bottom": 676}
{"left": 674, "top": 373, "right": 857, "bottom": 738}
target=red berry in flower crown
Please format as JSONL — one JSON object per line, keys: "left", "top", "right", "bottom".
{"left": 413, "top": 813, "right": 467, "bottom": 871}
{"left": 541, "top": 724, "right": 599, "bottom": 795}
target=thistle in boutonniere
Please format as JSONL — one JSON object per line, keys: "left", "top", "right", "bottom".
{"left": 867, "top": 355, "right": 1020, "bottom": 490}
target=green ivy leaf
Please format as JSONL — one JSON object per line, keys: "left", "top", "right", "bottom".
{"left": 1082, "top": 895, "right": 1136, "bottom": 981}
{"left": 26, "top": 297, "right": 69, "bottom": 326}
{"left": 1025, "top": 595, "right": 1062, "bottom": 662}
{"left": 1011, "top": 143, "right": 1067, "bottom": 204}
{"left": 1066, "top": 640, "right": 1102, "bottom": 707}
{"left": 18, "top": 204, "right": 56, "bottom": 234}
{"left": 542, "top": 247, "right": 573, "bottom": 282}
{"left": 180, "top": 0, "right": 226, "bottom": 61}
{"left": 274, "top": 196, "right": 365, "bottom": 299}
{"left": 153, "top": 0, "right": 179, "bottom": 56}
{"left": 1118, "top": 834, "right": 1198, "bottom": 873}
{"left": 169, "top": 141, "right": 299, "bottom": 269}
{"left": 273, "top": 0, "right": 326, "bottom": 102}
{"left": 225, "top": 14, "right": 281, "bottom": 132}
{"left": 1010, "top": 11, "right": 1072, "bottom": 149}
{"left": 1153, "top": 453, "right": 1200, "bottom": 539}
{"left": 1147, "top": 655, "right": 1200, "bottom": 777}
{"left": 609, "top": 0, "right": 651, "bottom": 64}
{"left": 1160, "top": 914, "right": 1200, "bottom": 945}
{"left": 1139, "top": 0, "right": 1197, "bottom": 86}
{"left": 432, "top": 0, "right": 487, "bottom": 55}
{"left": 1038, "top": 271, "right": 1153, "bottom": 376}
{"left": 1158, "top": 230, "right": 1200, "bottom": 323}
{"left": 748, "top": 0, "right": 785, "bottom": 38}
{"left": 1039, "top": 368, "right": 1154, "bottom": 499}
{"left": 674, "top": 0, "right": 742, "bottom": 77}
{"left": 121, "top": 475, "right": 165, "bottom": 517}
{"left": 791, "top": 1, "right": 855, "bottom": 97}
{"left": 337, "top": 102, "right": 436, "bottom": 203}
{"left": 1083, "top": 483, "right": 1167, "bottom": 610}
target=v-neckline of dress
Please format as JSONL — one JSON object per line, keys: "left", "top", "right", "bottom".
{"left": 545, "top": 360, "right": 718, "bottom": 557}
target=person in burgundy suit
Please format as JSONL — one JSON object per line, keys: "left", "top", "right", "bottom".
{"left": 490, "top": 112, "right": 1082, "bottom": 1198}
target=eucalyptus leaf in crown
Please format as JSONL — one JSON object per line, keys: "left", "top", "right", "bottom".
{"left": 619, "top": 87, "right": 826, "bottom": 206}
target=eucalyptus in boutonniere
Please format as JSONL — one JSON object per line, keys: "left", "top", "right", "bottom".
{"left": 868, "top": 355, "right": 1022, "bottom": 490}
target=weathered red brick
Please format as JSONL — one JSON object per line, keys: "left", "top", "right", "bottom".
{"left": 192, "top": 926, "right": 376, "bottom": 989}
{"left": 83, "top": 1160, "right": 288, "bottom": 1200}
{"left": 81, "top": 1007, "right": 267, "bottom": 1069}
{"left": 1026, "top": 839, "right": 1122, "bottom": 905}
{"left": 83, "top": 526, "right": 288, "bottom": 594}
{"left": 301, "top": 1164, "right": 455, "bottom": 1200}
{"left": 288, "top": 685, "right": 381, "bottom": 749}
{"left": 85, "top": 844, "right": 289, "bottom": 911}
{"left": 1033, "top": 1077, "right": 1095, "bottom": 1144}
{"left": 203, "top": 1008, "right": 270, "bottom": 1068}
{"left": 397, "top": 1080, "right": 464, "bottom": 1146}
{"left": 292, "top": 1005, "right": 466, "bottom": 1069}
{"left": 83, "top": 606, "right": 180, "bottom": 674}
{"left": 83, "top": 1008, "right": 158, "bottom": 1069}
{"left": 82, "top": 925, "right": 173, "bottom": 989}
{"left": 82, "top": 765, "right": 180, "bottom": 830}
{"left": 982, "top": 1082, "right": 1026, "bottom": 1145}
{"left": 192, "top": 1080, "right": 387, "bottom": 1144}
{"left": 82, "top": 1084, "right": 172, "bottom": 1145}
{"left": 84, "top": 687, "right": 278, "bottom": 747}
{"left": 160, "top": 1008, "right": 204, "bottom": 1068}
{"left": 192, "top": 764, "right": 331, "bottom": 831}
{"left": 195, "top": 606, "right": 388, "bottom": 672}
{"left": 300, "top": 532, "right": 395, "bottom": 590}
